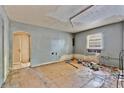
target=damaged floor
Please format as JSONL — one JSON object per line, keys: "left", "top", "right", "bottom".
{"left": 2, "top": 60, "right": 120, "bottom": 88}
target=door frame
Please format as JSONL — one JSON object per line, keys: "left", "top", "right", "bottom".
{"left": 0, "top": 16, "right": 4, "bottom": 85}
{"left": 12, "top": 31, "right": 31, "bottom": 68}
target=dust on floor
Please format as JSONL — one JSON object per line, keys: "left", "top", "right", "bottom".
{"left": 2, "top": 61, "right": 119, "bottom": 88}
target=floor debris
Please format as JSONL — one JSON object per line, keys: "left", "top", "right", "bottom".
{"left": 2, "top": 61, "right": 121, "bottom": 88}
{"left": 65, "top": 60, "right": 78, "bottom": 69}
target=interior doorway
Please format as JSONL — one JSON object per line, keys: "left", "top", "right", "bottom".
{"left": 12, "top": 32, "right": 31, "bottom": 69}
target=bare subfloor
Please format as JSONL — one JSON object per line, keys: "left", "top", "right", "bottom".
{"left": 2, "top": 61, "right": 119, "bottom": 88}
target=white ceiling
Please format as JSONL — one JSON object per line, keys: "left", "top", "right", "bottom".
{"left": 4, "top": 5, "right": 124, "bottom": 33}
{"left": 72, "top": 5, "right": 124, "bottom": 32}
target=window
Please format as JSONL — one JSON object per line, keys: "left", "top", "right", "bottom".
{"left": 87, "top": 33, "right": 103, "bottom": 50}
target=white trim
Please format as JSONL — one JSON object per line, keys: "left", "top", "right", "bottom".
{"left": 30, "top": 60, "right": 65, "bottom": 67}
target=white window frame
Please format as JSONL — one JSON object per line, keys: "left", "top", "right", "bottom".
{"left": 87, "top": 33, "right": 104, "bottom": 50}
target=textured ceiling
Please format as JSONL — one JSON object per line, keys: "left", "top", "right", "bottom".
{"left": 4, "top": 5, "right": 124, "bottom": 33}
{"left": 4, "top": 5, "right": 90, "bottom": 32}
{"left": 72, "top": 5, "right": 124, "bottom": 32}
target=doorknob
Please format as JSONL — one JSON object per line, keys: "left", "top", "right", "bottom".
{"left": 18, "top": 49, "right": 20, "bottom": 52}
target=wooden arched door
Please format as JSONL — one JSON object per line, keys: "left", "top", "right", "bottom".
{"left": 13, "top": 32, "right": 31, "bottom": 69}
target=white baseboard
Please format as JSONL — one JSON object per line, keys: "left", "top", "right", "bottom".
{"left": 30, "top": 60, "right": 65, "bottom": 67}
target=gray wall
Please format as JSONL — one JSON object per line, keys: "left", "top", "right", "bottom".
{"left": 10, "top": 21, "right": 124, "bottom": 67}
{"left": 0, "top": 6, "right": 10, "bottom": 87}
{"left": 10, "top": 21, "right": 73, "bottom": 67}
{"left": 0, "top": 16, "right": 3, "bottom": 87}
{"left": 75, "top": 23, "right": 123, "bottom": 67}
